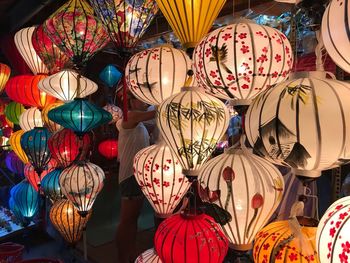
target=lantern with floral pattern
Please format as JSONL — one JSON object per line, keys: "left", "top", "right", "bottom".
{"left": 136, "top": 248, "right": 162, "bottom": 263}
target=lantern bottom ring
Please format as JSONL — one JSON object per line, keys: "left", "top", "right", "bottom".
{"left": 182, "top": 169, "right": 199, "bottom": 178}
{"left": 78, "top": 210, "right": 89, "bottom": 218}
{"left": 155, "top": 212, "right": 172, "bottom": 219}
{"left": 229, "top": 243, "right": 253, "bottom": 252}
{"left": 228, "top": 99, "right": 252, "bottom": 107}
{"left": 292, "top": 168, "right": 321, "bottom": 178}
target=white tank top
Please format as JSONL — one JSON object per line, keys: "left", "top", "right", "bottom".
{"left": 116, "top": 120, "right": 150, "bottom": 183}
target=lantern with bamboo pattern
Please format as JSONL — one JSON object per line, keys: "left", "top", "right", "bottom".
{"left": 9, "top": 130, "right": 29, "bottom": 164}
{"left": 19, "top": 107, "right": 43, "bottom": 131}
{"left": 24, "top": 159, "right": 57, "bottom": 191}
{"left": 136, "top": 248, "right": 162, "bottom": 263}
{"left": 5, "top": 102, "right": 25, "bottom": 125}
{"left": 41, "top": 168, "right": 63, "bottom": 201}
{"left": 0, "top": 63, "right": 10, "bottom": 93}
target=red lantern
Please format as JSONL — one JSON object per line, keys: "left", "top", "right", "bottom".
{"left": 48, "top": 128, "right": 92, "bottom": 168}
{"left": 5, "top": 75, "right": 56, "bottom": 109}
{"left": 98, "top": 139, "right": 118, "bottom": 159}
{"left": 24, "top": 159, "right": 57, "bottom": 191}
{"left": 154, "top": 213, "right": 229, "bottom": 263}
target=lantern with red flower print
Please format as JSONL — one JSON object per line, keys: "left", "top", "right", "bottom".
{"left": 24, "top": 159, "right": 57, "bottom": 191}
{"left": 98, "top": 139, "right": 118, "bottom": 160}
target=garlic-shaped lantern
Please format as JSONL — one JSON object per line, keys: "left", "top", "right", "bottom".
{"left": 19, "top": 107, "right": 43, "bottom": 131}
{"left": 136, "top": 248, "right": 162, "bottom": 263}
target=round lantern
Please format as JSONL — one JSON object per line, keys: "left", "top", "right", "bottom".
{"left": 157, "top": 87, "right": 230, "bottom": 176}
{"left": 48, "top": 128, "right": 92, "bottom": 168}
{"left": 99, "top": 64, "right": 122, "bottom": 88}
{"left": 0, "top": 63, "right": 11, "bottom": 93}
{"left": 193, "top": 20, "right": 293, "bottom": 104}
{"left": 5, "top": 151, "right": 25, "bottom": 176}
{"left": 24, "top": 159, "right": 57, "bottom": 191}
{"left": 155, "top": 0, "right": 226, "bottom": 49}
{"left": 19, "top": 107, "right": 43, "bottom": 131}
{"left": 198, "top": 146, "right": 284, "bottom": 250}
{"left": 245, "top": 71, "right": 350, "bottom": 177}
{"left": 9, "top": 197, "right": 27, "bottom": 225}
{"left": 103, "top": 103, "right": 123, "bottom": 124}
{"left": 5, "top": 102, "right": 25, "bottom": 125}
{"left": 50, "top": 199, "right": 91, "bottom": 244}
{"left": 38, "top": 69, "right": 98, "bottom": 101}
{"left": 42, "top": 102, "right": 64, "bottom": 133}
{"left": 90, "top": 0, "right": 158, "bottom": 48}
{"left": 43, "top": 0, "right": 109, "bottom": 68}
{"left": 154, "top": 213, "right": 229, "bottom": 263}
{"left": 59, "top": 161, "right": 105, "bottom": 215}
{"left": 14, "top": 27, "right": 49, "bottom": 75}
{"left": 11, "top": 180, "right": 39, "bottom": 219}
{"left": 48, "top": 98, "right": 112, "bottom": 136}
{"left": 125, "top": 46, "right": 192, "bottom": 105}
{"left": 41, "top": 168, "right": 63, "bottom": 201}
{"left": 316, "top": 196, "right": 350, "bottom": 263}
{"left": 254, "top": 218, "right": 319, "bottom": 263}
{"left": 136, "top": 248, "right": 162, "bottom": 263}
{"left": 9, "top": 130, "right": 29, "bottom": 164}
{"left": 98, "top": 139, "right": 118, "bottom": 160}
{"left": 134, "top": 143, "right": 191, "bottom": 217}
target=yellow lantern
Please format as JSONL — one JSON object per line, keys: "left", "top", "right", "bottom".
{"left": 42, "top": 102, "right": 64, "bottom": 133}
{"left": 9, "top": 130, "right": 29, "bottom": 164}
{"left": 155, "top": 0, "right": 227, "bottom": 49}
{"left": 0, "top": 63, "right": 11, "bottom": 93}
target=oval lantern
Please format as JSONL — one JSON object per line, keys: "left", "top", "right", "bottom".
{"left": 198, "top": 146, "right": 284, "bottom": 250}
{"left": 154, "top": 213, "right": 229, "bottom": 263}
{"left": 41, "top": 168, "right": 63, "bottom": 201}
{"left": 11, "top": 180, "right": 39, "bottom": 219}
{"left": 99, "top": 64, "right": 122, "bottom": 88}
{"left": 193, "top": 20, "right": 293, "bottom": 104}
{"left": 103, "top": 103, "right": 123, "bottom": 124}
{"left": 316, "top": 196, "right": 350, "bottom": 263}
{"left": 157, "top": 87, "right": 230, "bottom": 176}
{"left": 245, "top": 71, "right": 350, "bottom": 178}
{"left": 126, "top": 46, "right": 192, "bottom": 105}
{"left": 38, "top": 69, "right": 98, "bottom": 101}
{"left": 9, "top": 130, "right": 29, "bottom": 164}
{"left": 98, "top": 139, "right": 118, "bottom": 160}
{"left": 134, "top": 143, "right": 191, "bottom": 217}
{"left": 254, "top": 218, "right": 319, "bottom": 263}
{"left": 136, "top": 248, "right": 162, "bottom": 263}
{"left": 43, "top": 0, "right": 109, "bottom": 68}
{"left": 90, "top": 0, "right": 158, "bottom": 48}
{"left": 0, "top": 63, "right": 11, "bottom": 93}
{"left": 48, "top": 128, "right": 92, "bottom": 168}
{"left": 155, "top": 0, "right": 226, "bottom": 49}
{"left": 5, "top": 151, "right": 25, "bottom": 176}
{"left": 9, "top": 197, "right": 28, "bottom": 226}
{"left": 24, "top": 159, "right": 57, "bottom": 191}
{"left": 50, "top": 199, "right": 91, "bottom": 244}
{"left": 19, "top": 107, "right": 43, "bottom": 131}
{"left": 14, "top": 27, "right": 49, "bottom": 75}
{"left": 42, "top": 102, "right": 64, "bottom": 133}
{"left": 60, "top": 161, "right": 105, "bottom": 215}
{"left": 5, "top": 102, "right": 25, "bottom": 125}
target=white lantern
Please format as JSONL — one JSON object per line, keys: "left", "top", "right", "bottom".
{"left": 133, "top": 143, "right": 191, "bottom": 217}
{"left": 316, "top": 196, "right": 350, "bottom": 263}
{"left": 126, "top": 46, "right": 192, "bottom": 105}
{"left": 245, "top": 71, "right": 350, "bottom": 177}
{"left": 157, "top": 86, "right": 230, "bottom": 176}
{"left": 322, "top": 1, "right": 350, "bottom": 73}
{"left": 14, "top": 27, "right": 49, "bottom": 75}
{"left": 38, "top": 69, "right": 98, "bottom": 101}
{"left": 19, "top": 107, "right": 43, "bottom": 131}
{"left": 193, "top": 20, "right": 293, "bottom": 105}
{"left": 103, "top": 103, "right": 123, "bottom": 124}
{"left": 59, "top": 161, "right": 105, "bottom": 216}
{"left": 135, "top": 248, "right": 162, "bottom": 263}
{"left": 198, "top": 145, "right": 284, "bottom": 250}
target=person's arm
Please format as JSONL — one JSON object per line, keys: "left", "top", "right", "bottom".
{"left": 122, "top": 110, "right": 157, "bottom": 129}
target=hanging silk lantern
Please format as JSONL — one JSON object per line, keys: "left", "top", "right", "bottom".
{"left": 42, "top": 102, "right": 63, "bottom": 133}
{"left": 43, "top": 0, "right": 109, "bottom": 68}
{"left": 198, "top": 145, "right": 284, "bottom": 250}
{"left": 50, "top": 199, "right": 91, "bottom": 244}
{"left": 99, "top": 64, "right": 122, "bottom": 88}
{"left": 254, "top": 218, "right": 319, "bottom": 263}
{"left": 193, "top": 20, "right": 293, "bottom": 105}
{"left": 48, "top": 128, "right": 92, "bottom": 168}
{"left": 24, "top": 159, "right": 57, "bottom": 191}
{"left": 245, "top": 71, "right": 350, "bottom": 178}
{"left": 98, "top": 139, "right": 118, "bottom": 160}
{"left": 48, "top": 98, "right": 112, "bottom": 136}
{"left": 5, "top": 151, "right": 25, "bottom": 176}
{"left": 125, "top": 46, "right": 192, "bottom": 105}
{"left": 136, "top": 248, "right": 162, "bottom": 263}
{"left": 11, "top": 180, "right": 39, "bottom": 219}
{"left": 103, "top": 103, "right": 123, "bottom": 123}
{"left": 9, "top": 197, "right": 27, "bottom": 225}
{"left": 90, "top": 0, "right": 158, "bottom": 48}
{"left": 32, "top": 25, "right": 71, "bottom": 74}
{"left": 4, "top": 102, "right": 25, "bottom": 125}
{"left": 41, "top": 168, "right": 63, "bottom": 201}
{"left": 38, "top": 69, "right": 98, "bottom": 101}
{"left": 14, "top": 27, "right": 49, "bottom": 75}
{"left": 316, "top": 196, "right": 350, "bottom": 263}
{"left": 9, "top": 130, "right": 29, "bottom": 164}
{"left": 0, "top": 63, "right": 11, "bottom": 93}
{"left": 157, "top": 87, "right": 230, "bottom": 176}
{"left": 155, "top": 0, "right": 225, "bottom": 49}
{"left": 134, "top": 143, "right": 191, "bottom": 217}
{"left": 19, "top": 107, "right": 43, "bottom": 131}
{"left": 5, "top": 75, "right": 56, "bottom": 109}
{"left": 154, "top": 213, "right": 229, "bottom": 263}
{"left": 60, "top": 161, "right": 105, "bottom": 215}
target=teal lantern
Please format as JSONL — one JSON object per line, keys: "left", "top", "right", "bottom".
{"left": 9, "top": 197, "right": 28, "bottom": 226}
{"left": 41, "top": 168, "right": 63, "bottom": 201}
{"left": 99, "top": 65, "right": 122, "bottom": 88}
{"left": 5, "top": 102, "right": 25, "bottom": 125}
{"left": 48, "top": 98, "right": 112, "bottom": 136}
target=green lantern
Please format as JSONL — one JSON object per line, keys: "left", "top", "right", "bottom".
{"left": 5, "top": 102, "right": 25, "bottom": 125}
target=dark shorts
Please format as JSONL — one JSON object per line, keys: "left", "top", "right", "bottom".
{"left": 120, "top": 176, "right": 143, "bottom": 199}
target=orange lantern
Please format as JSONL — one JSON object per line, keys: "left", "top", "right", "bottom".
{"left": 9, "top": 130, "right": 29, "bottom": 164}
{"left": 0, "top": 63, "right": 11, "bottom": 93}
{"left": 42, "top": 102, "right": 64, "bottom": 133}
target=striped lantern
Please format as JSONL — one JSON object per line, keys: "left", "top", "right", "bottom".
{"left": 42, "top": 102, "right": 63, "bottom": 133}
{"left": 19, "top": 107, "right": 43, "bottom": 131}
{"left": 24, "top": 159, "right": 57, "bottom": 191}
{"left": 198, "top": 146, "right": 284, "bottom": 250}
{"left": 125, "top": 46, "right": 192, "bottom": 105}
{"left": 193, "top": 20, "right": 293, "bottom": 105}
{"left": 0, "top": 63, "right": 11, "bottom": 93}
{"left": 9, "top": 130, "right": 29, "bottom": 164}
{"left": 5, "top": 102, "right": 25, "bottom": 125}
{"left": 316, "top": 196, "right": 350, "bottom": 263}
{"left": 133, "top": 143, "right": 191, "bottom": 217}
{"left": 245, "top": 71, "right": 350, "bottom": 178}
{"left": 136, "top": 248, "right": 162, "bottom": 263}
{"left": 41, "top": 168, "right": 63, "bottom": 201}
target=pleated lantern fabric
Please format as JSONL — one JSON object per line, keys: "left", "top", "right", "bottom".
{"left": 48, "top": 98, "right": 112, "bottom": 136}
{"left": 98, "top": 139, "right": 118, "bottom": 159}
{"left": 99, "top": 64, "right": 122, "bottom": 88}
{"left": 103, "top": 103, "right": 123, "bottom": 123}
{"left": 125, "top": 46, "right": 192, "bottom": 105}
{"left": 154, "top": 213, "right": 229, "bottom": 263}
{"left": 19, "top": 107, "right": 43, "bottom": 131}
{"left": 5, "top": 102, "right": 25, "bottom": 125}
{"left": 9, "top": 197, "right": 27, "bottom": 225}
{"left": 245, "top": 71, "right": 350, "bottom": 178}
{"left": 24, "top": 159, "right": 57, "bottom": 191}
{"left": 11, "top": 180, "right": 39, "bottom": 219}
{"left": 155, "top": 0, "right": 226, "bottom": 49}
{"left": 136, "top": 248, "right": 162, "bottom": 263}
{"left": 0, "top": 63, "right": 11, "bottom": 93}
{"left": 90, "top": 0, "right": 158, "bottom": 48}
{"left": 9, "top": 130, "right": 29, "bottom": 164}
{"left": 41, "top": 168, "right": 63, "bottom": 201}
{"left": 41, "top": 102, "right": 64, "bottom": 133}
{"left": 5, "top": 151, "right": 25, "bottom": 176}
{"left": 49, "top": 199, "right": 91, "bottom": 244}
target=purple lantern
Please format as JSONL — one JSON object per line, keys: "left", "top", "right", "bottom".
{"left": 5, "top": 151, "right": 25, "bottom": 176}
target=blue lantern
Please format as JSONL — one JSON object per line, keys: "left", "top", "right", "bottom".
{"left": 41, "top": 168, "right": 63, "bottom": 201}
{"left": 99, "top": 64, "right": 122, "bottom": 88}
{"left": 9, "top": 197, "right": 29, "bottom": 226}
{"left": 11, "top": 180, "right": 39, "bottom": 219}
{"left": 5, "top": 151, "right": 25, "bottom": 176}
